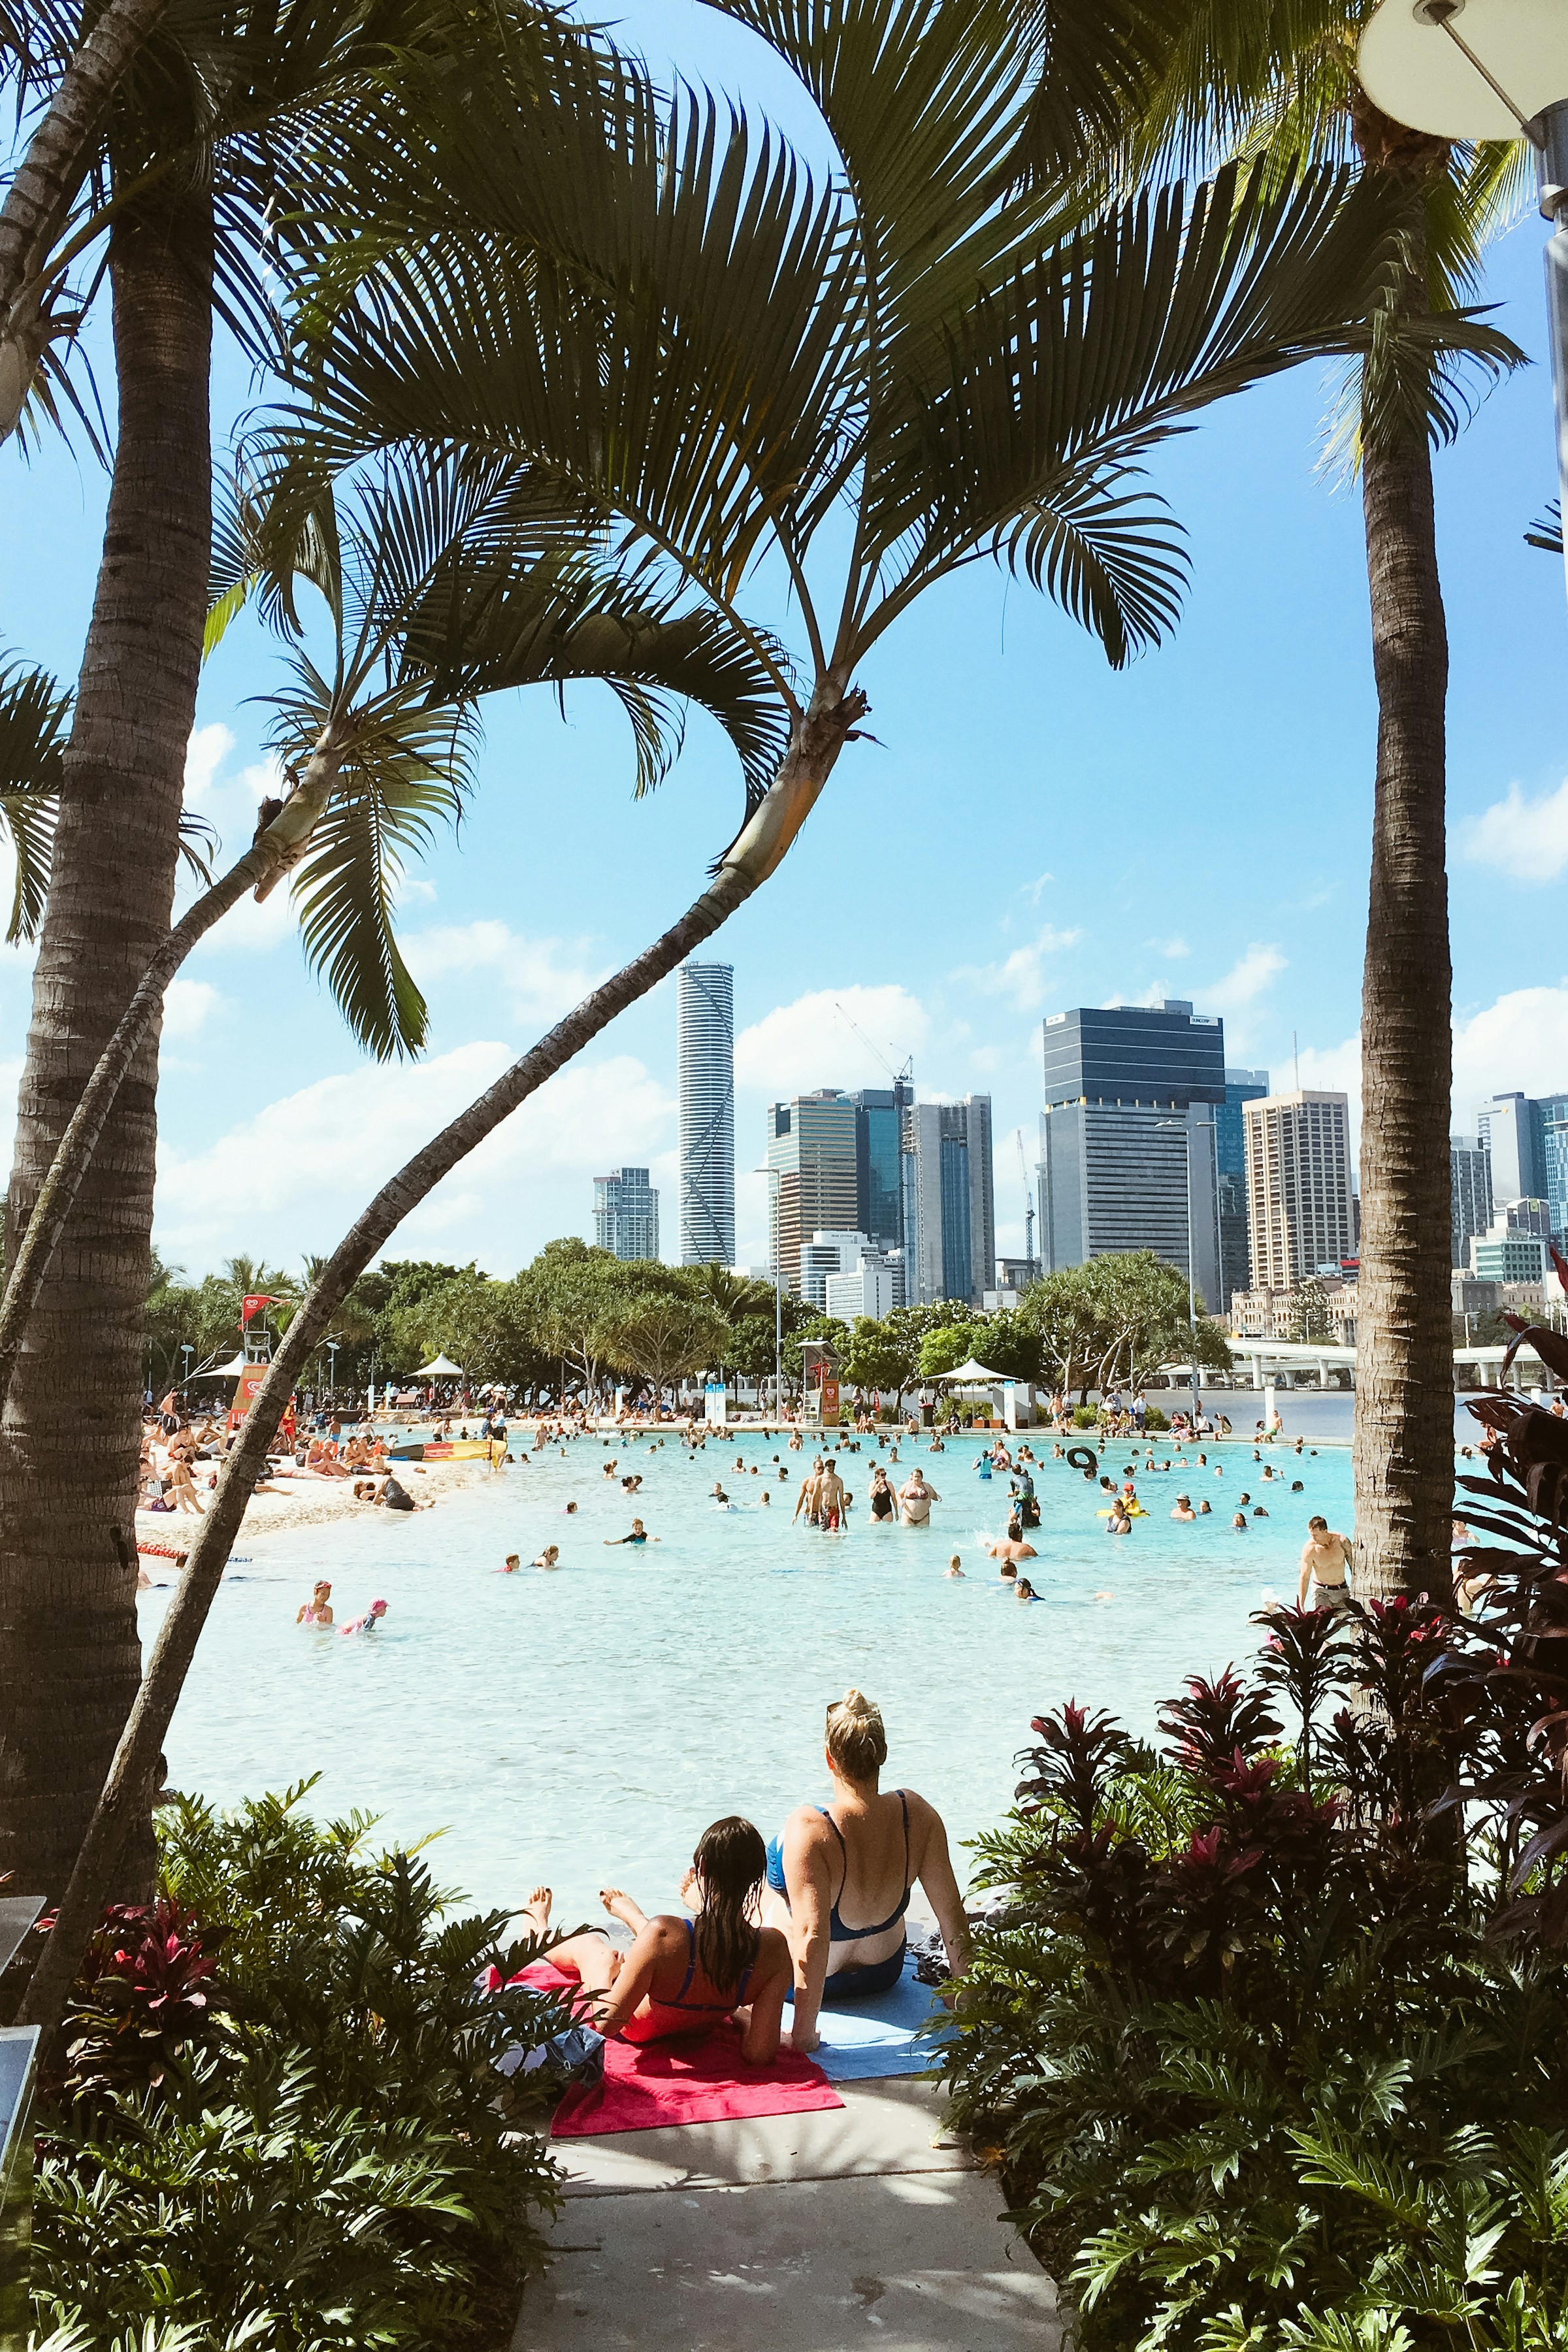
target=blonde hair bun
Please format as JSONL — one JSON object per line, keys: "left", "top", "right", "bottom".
{"left": 826, "top": 1688, "right": 887, "bottom": 1780}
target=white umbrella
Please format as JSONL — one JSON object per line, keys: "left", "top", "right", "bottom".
{"left": 414, "top": 1353, "right": 464, "bottom": 1377}
{"left": 936, "top": 1357, "right": 1006, "bottom": 1384}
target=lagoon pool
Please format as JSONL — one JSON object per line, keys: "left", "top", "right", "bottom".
{"left": 147, "top": 1428, "right": 1358, "bottom": 1932}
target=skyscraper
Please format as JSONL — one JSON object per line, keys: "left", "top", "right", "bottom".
{"left": 1450, "top": 1136, "right": 1493, "bottom": 1271}
{"left": 901, "top": 1096, "right": 994, "bottom": 1306}
{"left": 1477, "top": 1091, "right": 1568, "bottom": 1246}
{"left": 1038, "top": 1002, "right": 1224, "bottom": 1310}
{"left": 1217, "top": 1067, "right": 1269, "bottom": 1312}
{"left": 1243, "top": 1091, "right": 1356, "bottom": 1290}
{"left": 678, "top": 963, "right": 734, "bottom": 1265}
{"left": 593, "top": 1168, "right": 660, "bottom": 1260}
{"left": 766, "top": 1091, "right": 858, "bottom": 1296}
{"left": 847, "top": 1085, "right": 909, "bottom": 1252}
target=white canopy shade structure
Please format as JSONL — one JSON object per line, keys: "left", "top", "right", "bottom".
{"left": 936, "top": 1358, "right": 1007, "bottom": 1384}
{"left": 209, "top": 1352, "right": 250, "bottom": 1377}
{"left": 414, "top": 1354, "right": 464, "bottom": 1377}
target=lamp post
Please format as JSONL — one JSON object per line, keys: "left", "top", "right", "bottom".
{"left": 1358, "top": 0, "right": 1568, "bottom": 600}
{"left": 752, "top": 1164, "right": 784, "bottom": 1422}
{"left": 327, "top": 1337, "right": 339, "bottom": 1405}
{"left": 180, "top": 1342, "right": 193, "bottom": 1394}
{"left": 1157, "top": 1117, "right": 1217, "bottom": 1428}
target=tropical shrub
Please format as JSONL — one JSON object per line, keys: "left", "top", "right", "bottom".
{"left": 33, "top": 1786, "right": 563, "bottom": 2352}
{"left": 942, "top": 1383, "right": 1568, "bottom": 2349}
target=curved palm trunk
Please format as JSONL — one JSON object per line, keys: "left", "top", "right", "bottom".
{"left": 1350, "top": 116, "right": 1455, "bottom": 1605}
{"left": 0, "top": 0, "right": 170, "bottom": 439}
{"left": 19, "top": 680, "right": 865, "bottom": 2042}
{"left": 0, "top": 734, "right": 344, "bottom": 1422}
{"left": 0, "top": 182, "right": 212, "bottom": 1901}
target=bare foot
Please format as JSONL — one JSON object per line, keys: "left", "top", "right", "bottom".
{"left": 520, "top": 1885, "right": 551, "bottom": 1935}
{"left": 600, "top": 1886, "right": 649, "bottom": 1934}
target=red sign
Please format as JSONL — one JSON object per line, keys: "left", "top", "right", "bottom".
{"left": 819, "top": 1377, "right": 840, "bottom": 1420}
{"left": 240, "top": 1294, "right": 272, "bottom": 1326}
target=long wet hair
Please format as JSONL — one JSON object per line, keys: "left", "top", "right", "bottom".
{"left": 691, "top": 1816, "right": 764, "bottom": 1995}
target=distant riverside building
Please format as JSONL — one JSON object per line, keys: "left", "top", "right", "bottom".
{"left": 1471, "top": 1228, "right": 1550, "bottom": 1284}
{"left": 901, "top": 1095, "right": 994, "bottom": 1307}
{"left": 767, "top": 1092, "right": 859, "bottom": 1296}
{"left": 593, "top": 1167, "right": 660, "bottom": 1260}
{"left": 810, "top": 1233, "right": 904, "bottom": 1320}
{"left": 678, "top": 962, "right": 735, "bottom": 1266}
{"left": 1038, "top": 1002, "right": 1223, "bottom": 1312}
{"left": 1450, "top": 1135, "right": 1494, "bottom": 1270}
{"left": 995, "top": 1255, "right": 1041, "bottom": 1290}
{"left": 1477, "top": 1090, "right": 1568, "bottom": 1245}
{"left": 1217, "top": 1067, "right": 1269, "bottom": 1311}
{"left": 1243, "top": 1091, "right": 1356, "bottom": 1291}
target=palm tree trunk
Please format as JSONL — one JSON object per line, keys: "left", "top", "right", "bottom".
{"left": 0, "top": 0, "right": 169, "bottom": 439}
{"left": 1352, "top": 428, "right": 1453, "bottom": 1599}
{"left": 0, "top": 732, "right": 345, "bottom": 1423}
{"left": 0, "top": 180, "right": 212, "bottom": 1901}
{"left": 1348, "top": 113, "right": 1454, "bottom": 1605}
{"left": 18, "top": 681, "right": 866, "bottom": 2043}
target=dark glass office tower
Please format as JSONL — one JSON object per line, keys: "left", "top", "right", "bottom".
{"left": 849, "top": 1085, "right": 909, "bottom": 1252}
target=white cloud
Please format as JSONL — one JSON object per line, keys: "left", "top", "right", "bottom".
{"left": 1202, "top": 943, "right": 1288, "bottom": 1013}
{"left": 403, "top": 920, "right": 605, "bottom": 1027}
{"left": 950, "top": 926, "right": 1083, "bottom": 1015}
{"left": 155, "top": 1043, "right": 672, "bottom": 1267}
{"left": 1453, "top": 981, "right": 1568, "bottom": 1117}
{"left": 161, "top": 979, "right": 223, "bottom": 1039}
{"left": 1460, "top": 779, "right": 1568, "bottom": 883}
{"left": 1145, "top": 935, "right": 1190, "bottom": 960}
{"left": 184, "top": 723, "right": 236, "bottom": 804}
{"left": 734, "top": 985, "right": 930, "bottom": 1098}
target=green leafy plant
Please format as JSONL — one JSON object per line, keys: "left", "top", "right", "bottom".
{"left": 33, "top": 1786, "right": 563, "bottom": 2351}
{"left": 943, "top": 1389, "right": 1568, "bottom": 2347}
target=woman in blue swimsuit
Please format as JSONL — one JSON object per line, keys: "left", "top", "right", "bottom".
{"left": 764, "top": 1688, "right": 972, "bottom": 2053}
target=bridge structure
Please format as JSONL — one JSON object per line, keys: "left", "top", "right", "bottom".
{"left": 1156, "top": 1338, "right": 1556, "bottom": 1392}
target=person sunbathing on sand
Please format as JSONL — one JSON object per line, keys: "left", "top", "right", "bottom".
{"left": 519, "top": 1819, "right": 792, "bottom": 2061}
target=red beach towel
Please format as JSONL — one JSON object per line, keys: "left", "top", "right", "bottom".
{"left": 513, "top": 1961, "right": 843, "bottom": 2139}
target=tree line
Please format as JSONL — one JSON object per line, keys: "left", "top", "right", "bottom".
{"left": 149, "top": 1241, "right": 1233, "bottom": 1409}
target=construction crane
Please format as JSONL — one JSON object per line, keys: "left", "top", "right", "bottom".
{"left": 833, "top": 1002, "right": 912, "bottom": 1100}
{"left": 1016, "top": 1129, "right": 1036, "bottom": 1267}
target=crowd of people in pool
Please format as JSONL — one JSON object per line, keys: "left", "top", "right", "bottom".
{"left": 511, "top": 1686, "right": 970, "bottom": 2067}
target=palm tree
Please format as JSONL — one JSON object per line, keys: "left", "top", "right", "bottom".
{"left": 1041, "top": 1, "right": 1525, "bottom": 1597}
{"left": 18, "top": 0, "right": 1439, "bottom": 2029}
{"left": 0, "top": 442, "right": 780, "bottom": 1895}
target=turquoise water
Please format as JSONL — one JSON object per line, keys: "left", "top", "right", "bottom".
{"left": 146, "top": 1429, "right": 1356, "bottom": 1932}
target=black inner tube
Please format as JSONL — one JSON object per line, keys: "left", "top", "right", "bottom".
{"left": 1065, "top": 1444, "right": 1098, "bottom": 1477}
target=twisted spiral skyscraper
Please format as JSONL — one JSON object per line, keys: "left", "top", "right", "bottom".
{"left": 678, "top": 962, "right": 735, "bottom": 1265}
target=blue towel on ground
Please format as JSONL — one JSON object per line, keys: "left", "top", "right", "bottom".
{"left": 783, "top": 1955, "right": 953, "bottom": 2081}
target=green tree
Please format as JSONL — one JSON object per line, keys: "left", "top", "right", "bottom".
{"left": 840, "top": 1316, "right": 919, "bottom": 1409}
{"left": 602, "top": 1295, "right": 731, "bottom": 1401}
{"left": 1062, "top": 3, "right": 1524, "bottom": 1596}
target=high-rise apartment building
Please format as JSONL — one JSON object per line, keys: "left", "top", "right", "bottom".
{"left": 766, "top": 1091, "right": 858, "bottom": 1296}
{"left": 847, "top": 1085, "right": 910, "bottom": 1253}
{"left": 1217, "top": 1067, "right": 1269, "bottom": 1311}
{"left": 1243, "top": 1091, "right": 1356, "bottom": 1290}
{"left": 678, "top": 963, "right": 734, "bottom": 1265}
{"left": 1450, "top": 1135, "right": 1494, "bottom": 1271}
{"left": 901, "top": 1096, "right": 994, "bottom": 1306}
{"left": 1477, "top": 1092, "right": 1568, "bottom": 1245}
{"left": 593, "top": 1167, "right": 660, "bottom": 1260}
{"left": 1038, "top": 1002, "right": 1224, "bottom": 1311}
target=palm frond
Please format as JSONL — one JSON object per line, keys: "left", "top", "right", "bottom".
{"left": 1525, "top": 499, "right": 1562, "bottom": 557}
{"left": 0, "top": 651, "right": 68, "bottom": 940}
{"left": 270, "top": 670, "right": 476, "bottom": 1058}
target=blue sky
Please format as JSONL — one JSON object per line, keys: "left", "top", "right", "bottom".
{"left": 5, "top": 5, "right": 1567, "bottom": 1279}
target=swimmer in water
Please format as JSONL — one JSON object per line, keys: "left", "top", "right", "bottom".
{"left": 605, "top": 1518, "right": 657, "bottom": 1545}
{"left": 1232, "top": 1512, "right": 1247, "bottom": 1533}
{"left": 499, "top": 1554, "right": 521, "bottom": 1574}
{"left": 1170, "top": 1495, "right": 1196, "bottom": 1522}
{"left": 1107, "top": 1506, "right": 1131, "bottom": 1535}
{"left": 1015, "top": 1578, "right": 1039, "bottom": 1601}
{"left": 340, "top": 1597, "right": 388, "bottom": 1635}
{"left": 1199, "top": 1499, "right": 1212, "bottom": 1514}
{"left": 533, "top": 1545, "right": 562, "bottom": 1569}
{"left": 945, "top": 1554, "right": 965, "bottom": 1578}
{"left": 297, "top": 1580, "right": 334, "bottom": 1625}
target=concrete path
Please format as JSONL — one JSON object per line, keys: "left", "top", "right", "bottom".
{"left": 512, "top": 2078, "right": 1064, "bottom": 2351}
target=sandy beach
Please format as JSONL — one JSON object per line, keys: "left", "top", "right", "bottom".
{"left": 135, "top": 1451, "right": 507, "bottom": 1552}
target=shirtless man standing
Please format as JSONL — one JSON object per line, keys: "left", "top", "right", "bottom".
{"left": 985, "top": 1529, "right": 1037, "bottom": 1567}
{"left": 819, "top": 1459, "right": 846, "bottom": 1530}
{"left": 1298, "top": 1516, "right": 1354, "bottom": 1611}
{"left": 792, "top": 1464, "right": 823, "bottom": 1526}
{"left": 898, "top": 1469, "right": 941, "bottom": 1526}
